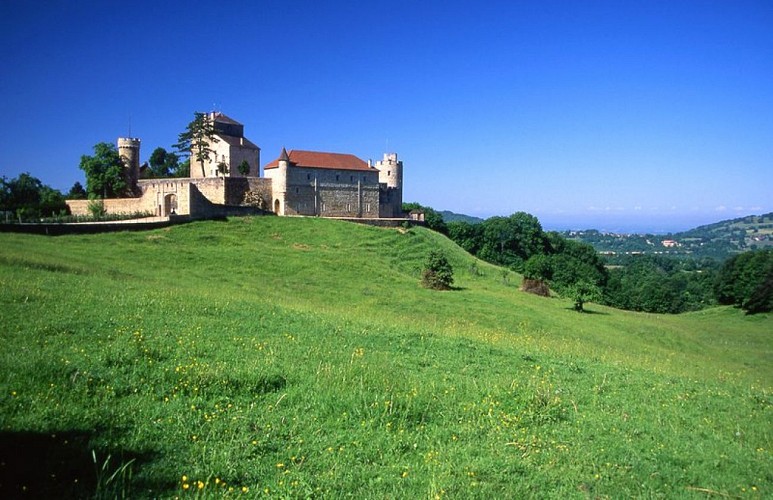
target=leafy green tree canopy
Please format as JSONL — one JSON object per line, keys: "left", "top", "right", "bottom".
{"left": 565, "top": 280, "right": 602, "bottom": 312}
{"left": 145, "top": 147, "right": 180, "bottom": 179}
{"left": 1, "top": 173, "right": 68, "bottom": 220}
{"left": 447, "top": 220, "right": 483, "bottom": 255}
{"left": 79, "top": 142, "right": 127, "bottom": 198}
{"left": 477, "top": 212, "right": 547, "bottom": 270}
{"left": 715, "top": 249, "right": 773, "bottom": 314}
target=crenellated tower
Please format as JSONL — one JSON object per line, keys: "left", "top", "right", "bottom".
{"left": 376, "top": 153, "right": 403, "bottom": 216}
{"left": 117, "top": 137, "right": 141, "bottom": 196}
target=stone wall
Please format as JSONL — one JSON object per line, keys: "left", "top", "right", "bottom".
{"left": 138, "top": 179, "right": 193, "bottom": 216}
{"left": 226, "top": 177, "right": 272, "bottom": 208}
{"left": 65, "top": 176, "right": 268, "bottom": 219}
{"left": 379, "top": 186, "right": 403, "bottom": 218}
{"left": 191, "top": 177, "right": 227, "bottom": 205}
{"left": 66, "top": 198, "right": 146, "bottom": 216}
{"left": 282, "top": 166, "right": 381, "bottom": 218}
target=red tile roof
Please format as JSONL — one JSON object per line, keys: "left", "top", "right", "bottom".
{"left": 264, "top": 150, "right": 373, "bottom": 171}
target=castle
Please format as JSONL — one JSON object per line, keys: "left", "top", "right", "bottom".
{"left": 67, "top": 112, "right": 405, "bottom": 220}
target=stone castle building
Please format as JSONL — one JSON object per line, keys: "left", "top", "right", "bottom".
{"left": 190, "top": 112, "right": 261, "bottom": 179}
{"left": 67, "top": 113, "right": 405, "bottom": 220}
{"left": 264, "top": 149, "right": 402, "bottom": 218}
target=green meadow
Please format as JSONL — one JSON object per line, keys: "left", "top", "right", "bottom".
{"left": 0, "top": 217, "right": 770, "bottom": 498}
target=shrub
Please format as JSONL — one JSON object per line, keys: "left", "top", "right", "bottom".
{"left": 421, "top": 250, "right": 454, "bottom": 290}
{"left": 87, "top": 198, "right": 106, "bottom": 218}
{"left": 521, "top": 278, "right": 550, "bottom": 297}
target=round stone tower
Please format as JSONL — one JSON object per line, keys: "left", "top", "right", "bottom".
{"left": 274, "top": 147, "right": 290, "bottom": 215}
{"left": 377, "top": 153, "right": 402, "bottom": 190}
{"left": 117, "top": 137, "right": 141, "bottom": 195}
{"left": 376, "top": 153, "right": 403, "bottom": 212}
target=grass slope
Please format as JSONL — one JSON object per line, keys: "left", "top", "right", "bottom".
{"left": 0, "top": 217, "right": 771, "bottom": 498}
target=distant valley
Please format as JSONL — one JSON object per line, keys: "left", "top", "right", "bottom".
{"left": 440, "top": 210, "right": 773, "bottom": 261}
{"left": 561, "top": 212, "right": 773, "bottom": 260}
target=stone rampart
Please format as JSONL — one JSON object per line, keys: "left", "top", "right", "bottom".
{"left": 0, "top": 217, "right": 189, "bottom": 236}
{"left": 66, "top": 198, "right": 146, "bottom": 216}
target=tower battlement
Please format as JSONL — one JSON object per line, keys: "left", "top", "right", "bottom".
{"left": 117, "top": 137, "right": 141, "bottom": 196}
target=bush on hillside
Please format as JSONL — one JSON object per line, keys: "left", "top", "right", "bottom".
{"left": 421, "top": 250, "right": 454, "bottom": 290}
{"left": 521, "top": 278, "right": 551, "bottom": 297}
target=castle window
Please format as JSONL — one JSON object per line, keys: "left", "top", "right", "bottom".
{"left": 307, "top": 174, "right": 311, "bottom": 180}
{"left": 350, "top": 175, "right": 354, "bottom": 182}
{"left": 336, "top": 174, "right": 340, "bottom": 181}
{"left": 387, "top": 171, "right": 391, "bottom": 176}
{"left": 295, "top": 187, "right": 299, "bottom": 194}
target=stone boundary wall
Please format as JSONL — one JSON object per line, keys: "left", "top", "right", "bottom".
{"left": 223, "top": 177, "right": 273, "bottom": 206}
{"left": 0, "top": 217, "right": 189, "bottom": 236}
{"left": 331, "top": 217, "right": 425, "bottom": 228}
{"left": 66, "top": 198, "right": 146, "bottom": 216}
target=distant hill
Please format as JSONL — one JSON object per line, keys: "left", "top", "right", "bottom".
{"left": 562, "top": 212, "right": 773, "bottom": 260}
{"left": 439, "top": 210, "right": 485, "bottom": 224}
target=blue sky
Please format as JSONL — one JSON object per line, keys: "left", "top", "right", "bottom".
{"left": 1, "top": 0, "right": 771, "bottom": 232}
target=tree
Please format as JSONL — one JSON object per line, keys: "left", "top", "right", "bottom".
{"left": 523, "top": 254, "right": 553, "bottom": 281}
{"left": 79, "top": 142, "right": 127, "bottom": 198}
{"left": 216, "top": 161, "right": 229, "bottom": 177}
{"left": 67, "top": 181, "right": 87, "bottom": 199}
{"left": 447, "top": 220, "right": 483, "bottom": 255}
{"left": 421, "top": 250, "right": 454, "bottom": 290}
{"left": 478, "top": 212, "right": 547, "bottom": 270}
{"left": 715, "top": 250, "right": 773, "bottom": 314}
{"left": 173, "top": 158, "right": 190, "bottom": 178}
{"left": 39, "top": 185, "right": 67, "bottom": 217}
{"left": 146, "top": 147, "right": 180, "bottom": 178}
{"left": 238, "top": 159, "right": 251, "bottom": 176}
{"left": 174, "top": 112, "right": 219, "bottom": 177}
{"left": 565, "top": 280, "right": 602, "bottom": 312}
{"left": 0, "top": 173, "right": 68, "bottom": 221}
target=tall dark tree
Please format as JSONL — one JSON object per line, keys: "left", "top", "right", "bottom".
{"left": 67, "top": 181, "right": 87, "bottom": 199}
{"left": 0, "top": 173, "right": 67, "bottom": 220}
{"left": 146, "top": 147, "right": 180, "bottom": 178}
{"left": 79, "top": 142, "right": 127, "bottom": 198}
{"left": 174, "top": 112, "right": 219, "bottom": 177}
{"left": 715, "top": 249, "right": 773, "bottom": 314}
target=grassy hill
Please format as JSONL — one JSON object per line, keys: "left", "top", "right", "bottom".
{"left": 1, "top": 217, "right": 771, "bottom": 498}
